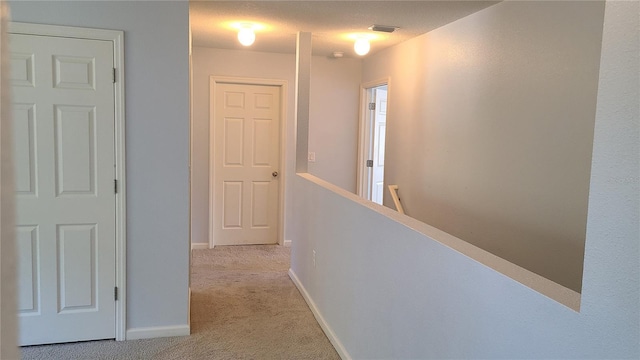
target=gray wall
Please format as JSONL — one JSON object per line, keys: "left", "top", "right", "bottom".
{"left": 9, "top": 1, "right": 191, "bottom": 331}
{"left": 361, "top": 1, "right": 605, "bottom": 292}
{"left": 290, "top": 1, "right": 639, "bottom": 357}
{"left": 308, "top": 56, "right": 362, "bottom": 193}
{"left": 191, "top": 47, "right": 362, "bottom": 245}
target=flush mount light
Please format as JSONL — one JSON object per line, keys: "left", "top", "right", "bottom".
{"left": 237, "top": 23, "right": 255, "bottom": 46}
{"left": 344, "top": 33, "right": 378, "bottom": 56}
{"left": 354, "top": 37, "right": 370, "bottom": 56}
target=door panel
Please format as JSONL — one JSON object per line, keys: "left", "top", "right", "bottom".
{"left": 223, "top": 181, "right": 243, "bottom": 228}
{"left": 252, "top": 119, "right": 272, "bottom": 166}
{"left": 53, "top": 55, "right": 96, "bottom": 90}
{"left": 55, "top": 105, "right": 97, "bottom": 196}
{"left": 13, "top": 103, "right": 37, "bottom": 196}
{"left": 57, "top": 224, "right": 96, "bottom": 312}
{"left": 213, "top": 83, "right": 280, "bottom": 245}
{"left": 251, "top": 181, "right": 270, "bottom": 228}
{"left": 16, "top": 225, "right": 39, "bottom": 314}
{"left": 223, "top": 118, "right": 244, "bottom": 166}
{"left": 11, "top": 33, "right": 116, "bottom": 346}
{"left": 11, "top": 52, "right": 35, "bottom": 87}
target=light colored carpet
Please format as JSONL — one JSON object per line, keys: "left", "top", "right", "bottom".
{"left": 20, "top": 245, "right": 340, "bottom": 360}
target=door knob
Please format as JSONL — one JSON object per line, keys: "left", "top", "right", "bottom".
{"left": 272, "top": 171, "right": 279, "bottom": 178}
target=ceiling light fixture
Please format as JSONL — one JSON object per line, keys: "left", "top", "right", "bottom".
{"left": 237, "top": 23, "right": 255, "bottom": 46}
{"left": 354, "top": 37, "right": 370, "bottom": 56}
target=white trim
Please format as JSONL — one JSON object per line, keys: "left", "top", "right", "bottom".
{"left": 283, "top": 239, "right": 292, "bottom": 247}
{"left": 191, "top": 243, "right": 209, "bottom": 250}
{"left": 9, "top": 22, "right": 127, "bottom": 341}
{"left": 10, "top": 22, "right": 117, "bottom": 41}
{"left": 357, "top": 78, "right": 390, "bottom": 200}
{"left": 126, "top": 325, "right": 190, "bottom": 341}
{"left": 188, "top": 287, "right": 191, "bottom": 327}
{"left": 288, "top": 269, "right": 350, "bottom": 360}
{"left": 209, "top": 76, "right": 288, "bottom": 248}
{"left": 188, "top": 21, "right": 194, "bottom": 281}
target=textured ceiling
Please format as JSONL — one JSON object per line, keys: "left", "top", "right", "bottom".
{"left": 190, "top": 1, "right": 499, "bottom": 58}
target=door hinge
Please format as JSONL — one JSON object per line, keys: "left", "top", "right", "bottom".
{"left": 114, "top": 179, "right": 118, "bottom": 194}
{"left": 366, "top": 160, "right": 374, "bottom": 167}
{"left": 114, "top": 286, "right": 118, "bottom": 301}
{"left": 113, "top": 68, "right": 116, "bottom": 83}
{"left": 368, "top": 102, "right": 376, "bottom": 111}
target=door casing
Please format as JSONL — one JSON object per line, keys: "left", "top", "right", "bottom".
{"left": 9, "top": 22, "right": 127, "bottom": 341}
{"left": 357, "top": 78, "right": 390, "bottom": 202}
{"left": 208, "top": 76, "right": 287, "bottom": 248}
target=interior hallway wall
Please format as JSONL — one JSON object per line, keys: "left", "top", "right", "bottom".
{"left": 361, "top": 0, "right": 605, "bottom": 291}
{"left": 290, "top": 1, "right": 638, "bottom": 358}
{"left": 191, "top": 47, "right": 361, "bottom": 246}
{"left": 8, "top": 1, "right": 191, "bottom": 334}
{"left": 308, "top": 56, "right": 362, "bottom": 193}
{"left": 191, "top": 47, "right": 296, "bottom": 246}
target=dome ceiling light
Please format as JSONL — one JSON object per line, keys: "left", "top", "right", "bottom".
{"left": 354, "top": 37, "right": 370, "bottom": 56}
{"left": 237, "top": 23, "right": 256, "bottom": 46}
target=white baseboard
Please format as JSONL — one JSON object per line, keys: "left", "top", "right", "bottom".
{"left": 288, "top": 269, "right": 350, "bottom": 360}
{"left": 191, "top": 243, "right": 209, "bottom": 250}
{"left": 283, "top": 239, "right": 292, "bottom": 247}
{"left": 126, "top": 325, "right": 190, "bottom": 340}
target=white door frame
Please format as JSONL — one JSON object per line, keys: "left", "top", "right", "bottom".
{"left": 9, "top": 22, "right": 127, "bottom": 341}
{"left": 357, "top": 78, "right": 390, "bottom": 200}
{"left": 209, "top": 76, "right": 287, "bottom": 248}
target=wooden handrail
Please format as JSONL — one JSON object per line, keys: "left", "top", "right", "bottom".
{"left": 388, "top": 185, "right": 405, "bottom": 215}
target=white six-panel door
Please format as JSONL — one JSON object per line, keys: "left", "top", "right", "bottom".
{"left": 11, "top": 33, "right": 116, "bottom": 345}
{"left": 213, "top": 83, "right": 280, "bottom": 245}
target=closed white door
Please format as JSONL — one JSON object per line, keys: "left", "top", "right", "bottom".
{"left": 11, "top": 33, "right": 116, "bottom": 345}
{"left": 371, "top": 87, "right": 387, "bottom": 205}
{"left": 213, "top": 83, "right": 280, "bottom": 245}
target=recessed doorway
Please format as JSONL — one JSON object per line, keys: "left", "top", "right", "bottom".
{"left": 358, "top": 81, "right": 388, "bottom": 205}
{"left": 209, "top": 77, "right": 286, "bottom": 247}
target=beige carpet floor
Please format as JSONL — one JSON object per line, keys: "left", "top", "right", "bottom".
{"left": 20, "top": 245, "right": 340, "bottom": 360}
